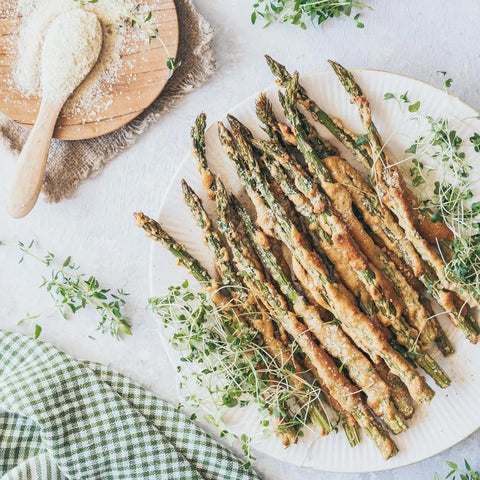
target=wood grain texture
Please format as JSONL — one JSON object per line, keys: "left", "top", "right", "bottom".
{"left": 0, "top": 0, "right": 179, "bottom": 140}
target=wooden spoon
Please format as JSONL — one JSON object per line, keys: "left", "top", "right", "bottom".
{"left": 7, "top": 9, "right": 103, "bottom": 218}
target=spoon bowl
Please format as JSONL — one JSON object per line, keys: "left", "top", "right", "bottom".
{"left": 6, "top": 9, "right": 103, "bottom": 218}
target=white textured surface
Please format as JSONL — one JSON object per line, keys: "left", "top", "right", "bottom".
{"left": 1, "top": 0, "right": 480, "bottom": 478}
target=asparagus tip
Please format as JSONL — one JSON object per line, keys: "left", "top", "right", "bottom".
{"left": 133, "top": 211, "right": 147, "bottom": 227}
{"left": 180, "top": 179, "right": 194, "bottom": 199}
{"left": 191, "top": 112, "right": 206, "bottom": 136}
{"left": 227, "top": 113, "right": 240, "bottom": 128}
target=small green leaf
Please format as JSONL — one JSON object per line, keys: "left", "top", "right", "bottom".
{"left": 408, "top": 101, "right": 421, "bottom": 113}
{"left": 405, "top": 143, "right": 417, "bottom": 154}
{"left": 384, "top": 92, "right": 395, "bottom": 100}
{"left": 400, "top": 91, "right": 410, "bottom": 103}
{"left": 34, "top": 324, "right": 42, "bottom": 339}
{"left": 166, "top": 57, "right": 176, "bottom": 71}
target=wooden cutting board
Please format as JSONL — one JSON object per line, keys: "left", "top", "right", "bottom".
{"left": 0, "top": 0, "right": 179, "bottom": 140}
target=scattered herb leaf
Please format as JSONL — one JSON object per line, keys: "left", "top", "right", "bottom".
{"left": 435, "top": 459, "right": 480, "bottom": 479}
{"left": 251, "top": 0, "right": 369, "bottom": 30}
{"left": 408, "top": 101, "right": 421, "bottom": 113}
{"left": 18, "top": 240, "right": 132, "bottom": 338}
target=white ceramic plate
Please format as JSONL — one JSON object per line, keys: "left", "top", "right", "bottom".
{"left": 149, "top": 69, "right": 480, "bottom": 473}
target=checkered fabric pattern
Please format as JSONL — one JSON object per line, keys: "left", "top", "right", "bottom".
{"left": 0, "top": 331, "right": 263, "bottom": 480}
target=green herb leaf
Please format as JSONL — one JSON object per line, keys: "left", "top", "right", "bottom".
{"left": 470, "top": 132, "right": 480, "bottom": 153}
{"left": 34, "top": 323, "right": 42, "bottom": 339}
{"left": 251, "top": 0, "right": 368, "bottom": 29}
{"left": 408, "top": 101, "right": 421, "bottom": 113}
{"left": 17, "top": 242, "right": 132, "bottom": 338}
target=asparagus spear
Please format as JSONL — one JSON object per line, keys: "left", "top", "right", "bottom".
{"left": 327, "top": 60, "right": 480, "bottom": 312}
{"left": 219, "top": 182, "right": 409, "bottom": 434}
{"left": 218, "top": 120, "right": 438, "bottom": 403}
{"left": 214, "top": 179, "right": 398, "bottom": 459}
{"left": 182, "top": 179, "right": 333, "bottom": 437}
{"left": 181, "top": 180, "right": 237, "bottom": 285}
{"left": 237, "top": 104, "right": 450, "bottom": 386}
{"left": 301, "top": 354, "right": 361, "bottom": 447}
{"left": 134, "top": 212, "right": 213, "bottom": 285}
{"left": 192, "top": 113, "right": 216, "bottom": 199}
{"left": 268, "top": 69, "right": 477, "bottom": 343}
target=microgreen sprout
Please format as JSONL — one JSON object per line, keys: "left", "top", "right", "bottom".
{"left": 18, "top": 239, "right": 132, "bottom": 338}
{"left": 385, "top": 82, "right": 480, "bottom": 302}
{"left": 148, "top": 280, "right": 331, "bottom": 456}
{"left": 251, "top": 0, "right": 368, "bottom": 30}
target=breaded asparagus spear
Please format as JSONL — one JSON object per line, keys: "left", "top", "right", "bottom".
{"left": 265, "top": 59, "right": 478, "bottom": 343}
{"left": 214, "top": 180, "right": 398, "bottom": 459}
{"left": 218, "top": 121, "right": 440, "bottom": 403}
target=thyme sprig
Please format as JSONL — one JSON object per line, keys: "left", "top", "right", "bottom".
{"left": 18, "top": 239, "right": 132, "bottom": 338}
{"left": 435, "top": 459, "right": 480, "bottom": 480}
{"left": 251, "top": 0, "right": 368, "bottom": 29}
{"left": 149, "top": 281, "right": 330, "bottom": 463}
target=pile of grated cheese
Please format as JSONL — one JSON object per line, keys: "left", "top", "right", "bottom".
{"left": 12, "top": 0, "right": 151, "bottom": 121}
{"left": 41, "top": 10, "right": 103, "bottom": 105}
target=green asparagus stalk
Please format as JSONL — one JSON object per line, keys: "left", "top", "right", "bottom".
{"left": 218, "top": 120, "right": 437, "bottom": 404}
{"left": 219, "top": 181, "right": 409, "bottom": 434}
{"left": 301, "top": 354, "right": 361, "bottom": 447}
{"left": 327, "top": 60, "right": 480, "bottom": 313}
{"left": 191, "top": 113, "right": 216, "bottom": 198}
{"left": 181, "top": 180, "right": 238, "bottom": 286}
{"left": 214, "top": 178, "right": 398, "bottom": 458}
{"left": 134, "top": 212, "right": 213, "bottom": 285}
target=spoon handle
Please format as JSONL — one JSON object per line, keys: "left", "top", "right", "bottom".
{"left": 6, "top": 100, "right": 62, "bottom": 218}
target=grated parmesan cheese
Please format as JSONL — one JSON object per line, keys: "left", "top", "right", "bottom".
{"left": 12, "top": 0, "right": 151, "bottom": 120}
{"left": 41, "top": 10, "right": 102, "bottom": 105}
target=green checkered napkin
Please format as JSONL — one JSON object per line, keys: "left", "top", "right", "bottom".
{"left": 0, "top": 331, "right": 263, "bottom": 480}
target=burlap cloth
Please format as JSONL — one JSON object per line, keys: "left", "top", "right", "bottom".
{"left": 0, "top": 0, "right": 215, "bottom": 202}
